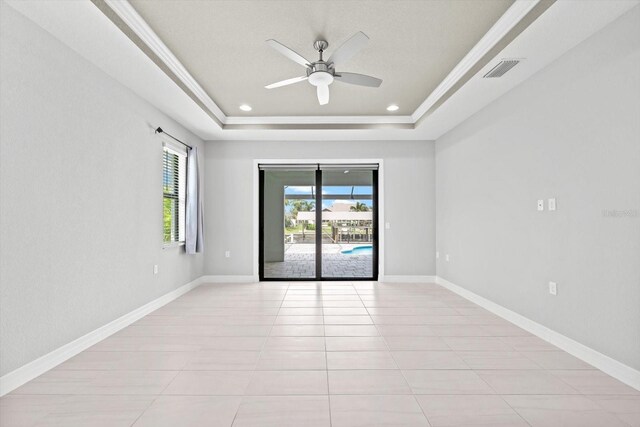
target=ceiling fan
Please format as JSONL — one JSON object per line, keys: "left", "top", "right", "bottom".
{"left": 265, "top": 31, "right": 382, "bottom": 105}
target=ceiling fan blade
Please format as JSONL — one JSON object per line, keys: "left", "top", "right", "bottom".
{"left": 317, "top": 85, "right": 329, "bottom": 105}
{"left": 335, "top": 72, "right": 382, "bottom": 88}
{"left": 265, "top": 76, "right": 308, "bottom": 89}
{"left": 327, "top": 31, "right": 369, "bottom": 66}
{"left": 266, "top": 39, "right": 311, "bottom": 68}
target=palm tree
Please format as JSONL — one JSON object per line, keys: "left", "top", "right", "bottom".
{"left": 285, "top": 199, "right": 316, "bottom": 239}
{"left": 350, "top": 202, "right": 370, "bottom": 212}
{"left": 350, "top": 202, "right": 371, "bottom": 235}
{"left": 286, "top": 199, "right": 315, "bottom": 216}
{"left": 298, "top": 200, "right": 315, "bottom": 212}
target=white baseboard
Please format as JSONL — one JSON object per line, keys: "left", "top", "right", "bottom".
{"left": 436, "top": 276, "right": 640, "bottom": 391}
{"left": 202, "top": 275, "right": 437, "bottom": 284}
{"left": 0, "top": 276, "right": 204, "bottom": 397}
{"left": 201, "top": 275, "right": 258, "bottom": 283}
{"left": 5, "top": 274, "right": 637, "bottom": 396}
{"left": 380, "top": 275, "right": 436, "bottom": 283}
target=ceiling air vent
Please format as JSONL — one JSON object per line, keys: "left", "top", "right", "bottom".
{"left": 483, "top": 59, "right": 520, "bottom": 78}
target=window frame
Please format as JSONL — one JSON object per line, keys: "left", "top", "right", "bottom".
{"left": 163, "top": 144, "right": 187, "bottom": 246}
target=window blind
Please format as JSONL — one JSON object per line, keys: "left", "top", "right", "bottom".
{"left": 163, "top": 145, "right": 186, "bottom": 243}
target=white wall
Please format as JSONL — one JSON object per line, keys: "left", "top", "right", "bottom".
{"left": 436, "top": 6, "right": 640, "bottom": 370}
{"left": 203, "top": 140, "right": 435, "bottom": 277}
{"left": 0, "top": 2, "right": 204, "bottom": 376}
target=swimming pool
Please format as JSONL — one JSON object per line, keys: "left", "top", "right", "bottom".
{"left": 341, "top": 245, "right": 373, "bottom": 255}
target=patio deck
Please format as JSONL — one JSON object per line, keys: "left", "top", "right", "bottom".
{"left": 264, "top": 244, "right": 373, "bottom": 278}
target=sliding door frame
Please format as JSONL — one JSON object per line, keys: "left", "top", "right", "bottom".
{"left": 315, "top": 168, "right": 323, "bottom": 279}
{"left": 254, "top": 159, "right": 384, "bottom": 282}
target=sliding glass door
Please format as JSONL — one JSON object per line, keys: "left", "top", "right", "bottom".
{"left": 260, "top": 167, "right": 317, "bottom": 279}
{"left": 321, "top": 167, "right": 375, "bottom": 279}
{"left": 259, "top": 164, "right": 378, "bottom": 281}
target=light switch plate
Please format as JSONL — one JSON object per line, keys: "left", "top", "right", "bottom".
{"left": 436, "top": 251, "right": 440, "bottom": 259}
{"left": 153, "top": 264, "right": 158, "bottom": 275}
{"left": 549, "top": 281, "right": 557, "bottom": 295}
{"left": 548, "top": 198, "right": 557, "bottom": 211}
{"left": 225, "top": 251, "right": 231, "bottom": 258}
{"left": 445, "top": 254, "right": 450, "bottom": 262}
{"left": 537, "top": 200, "right": 544, "bottom": 211}
{"left": 385, "top": 222, "right": 391, "bottom": 230}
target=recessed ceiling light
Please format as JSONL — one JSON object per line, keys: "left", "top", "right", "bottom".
{"left": 344, "top": 170, "right": 350, "bottom": 174}
{"left": 239, "top": 104, "right": 252, "bottom": 112}
{"left": 386, "top": 104, "right": 399, "bottom": 112}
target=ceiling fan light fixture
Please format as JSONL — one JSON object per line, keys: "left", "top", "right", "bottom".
{"left": 265, "top": 32, "right": 381, "bottom": 105}
{"left": 386, "top": 104, "right": 399, "bottom": 112}
{"left": 308, "top": 71, "right": 334, "bottom": 87}
{"left": 239, "top": 104, "right": 252, "bottom": 112}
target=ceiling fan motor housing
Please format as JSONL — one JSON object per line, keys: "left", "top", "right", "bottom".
{"left": 307, "top": 62, "right": 334, "bottom": 86}
{"left": 265, "top": 32, "right": 381, "bottom": 104}
{"left": 307, "top": 40, "right": 334, "bottom": 87}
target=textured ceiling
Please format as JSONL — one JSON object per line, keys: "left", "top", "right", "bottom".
{"left": 129, "top": 0, "right": 514, "bottom": 116}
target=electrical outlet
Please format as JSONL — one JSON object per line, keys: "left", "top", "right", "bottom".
{"left": 445, "top": 254, "right": 450, "bottom": 262}
{"left": 225, "top": 250, "right": 231, "bottom": 258}
{"left": 537, "top": 200, "right": 544, "bottom": 211}
{"left": 549, "top": 281, "right": 557, "bottom": 295}
{"left": 548, "top": 198, "right": 557, "bottom": 211}
{"left": 153, "top": 264, "right": 158, "bottom": 275}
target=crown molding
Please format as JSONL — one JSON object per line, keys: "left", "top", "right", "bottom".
{"left": 98, "top": 0, "right": 545, "bottom": 131}
{"left": 225, "top": 115, "right": 414, "bottom": 127}
{"left": 6, "top": 0, "right": 637, "bottom": 139}
{"left": 103, "top": 0, "right": 227, "bottom": 125}
{"left": 411, "top": 0, "right": 542, "bottom": 123}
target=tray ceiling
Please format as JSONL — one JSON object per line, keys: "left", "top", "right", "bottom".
{"left": 127, "top": 0, "right": 514, "bottom": 116}
{"left": 10, "top": 0, "right": 633, "bottom": 139}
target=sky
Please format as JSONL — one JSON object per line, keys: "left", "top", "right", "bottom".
{"left": 284, "top": 186, "right": 373, "bottom": 210}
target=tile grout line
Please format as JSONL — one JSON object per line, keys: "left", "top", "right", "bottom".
{"left": 8, "top": 281, "right": 636, "bottom": 425}
{"left": 438, "top": 286, "right": 534, "bottom": 426}
{"left": 228, "top": 280, "right": 289, "bottom": 427}
{"left": 582, "top": 394, "right": 636, "bottom": 426}
{"left": 129, "top": 369, "right": 182, "bottom": 426}
{"left": 357, "top": 281, "right": 436, "bottom": 426}
{"left": 325, "top": 282, "right": 337, "bottom": 427}
{"left": 433, "top": 282, "right": 601, "bottom": 426}
{"left": 436, "top": 298, "right": 536, "bottom": 427}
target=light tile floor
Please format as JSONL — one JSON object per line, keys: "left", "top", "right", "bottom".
{"left": 2, "top": 281, "right": 639, "bottom": 427}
